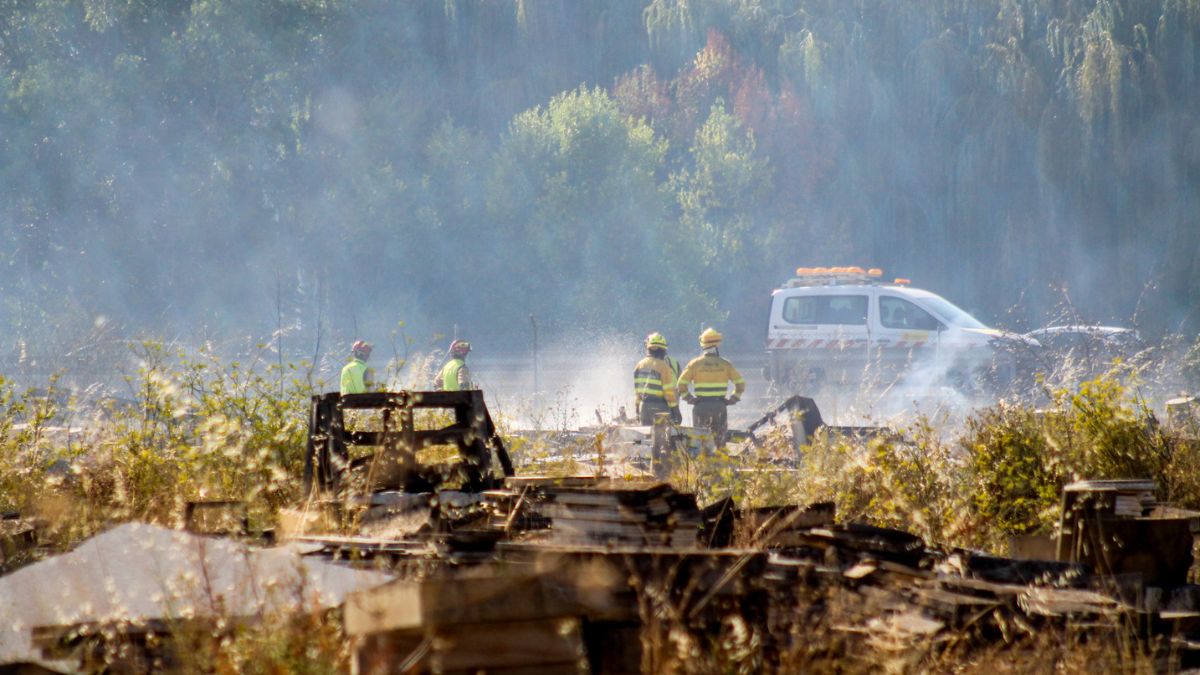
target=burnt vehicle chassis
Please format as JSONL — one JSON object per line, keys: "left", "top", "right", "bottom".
{"left": 303, "top": 390, "right": 515, "bottom": 497}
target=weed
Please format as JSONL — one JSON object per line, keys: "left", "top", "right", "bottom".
{"left": 1, "top": 341, "right": 1197, "bottom": 672}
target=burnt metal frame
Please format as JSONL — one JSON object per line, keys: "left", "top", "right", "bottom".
{"left": 303, "top": 390, "right": 514, "bottom": 496}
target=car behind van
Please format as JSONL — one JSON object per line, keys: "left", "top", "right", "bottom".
{"left": 764, "top": 267, "right": 1036, "bottom": 394}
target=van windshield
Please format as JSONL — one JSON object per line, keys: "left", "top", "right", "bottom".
{"left": 918, "top": 295, "right": 988, "bottom": 329}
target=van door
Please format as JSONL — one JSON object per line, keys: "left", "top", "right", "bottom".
{"left": 875, "top": 294, "right": 943, "bottom": 385}
{"left": 786, "top": 292, "right": 870, "bottom": 386}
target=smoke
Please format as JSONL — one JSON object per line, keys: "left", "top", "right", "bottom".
{"left": 471, "top": 331, "right": 641, "bottom": 430}
{"left": 1, "top": 1, "right": 1197, "bottom": 400}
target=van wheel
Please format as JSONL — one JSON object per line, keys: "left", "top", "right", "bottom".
{"left": 765, "top": 359, "right": 787, "bottom": 391}
{"left": 795, "top": 366, "right": 824, "bottom": 394}
{"left": 769, "top": 363, "right": 824, "bottom": 395}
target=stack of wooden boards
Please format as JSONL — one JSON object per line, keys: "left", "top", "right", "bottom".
{"left": 345, "top": 549, "right": 768, "bottom": 674}
{"left": 20, "top": 476, "right": 1200, "bottom": 673}
{"left": 539, "top": 482, "right": 702, "bottom": 547}
{"left": 346, "top": 572, "right": 589, "bottom": 675}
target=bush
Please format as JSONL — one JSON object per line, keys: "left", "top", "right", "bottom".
{"left": 960, "top": 376, "right": 1172, "bottom": 551}
{"left": 962, "top": 403, "right": 1061, "bottom": 548}
{"left": 845, "top": 423, "right": 961, "bottom": 548}
{"left": 0, "top": 374, "right": 60, "bottom": 514}
{"left": 1, "top": 341, "right": 320, "bottom": 552}
{"left": 1051, "top": 378, "right": 1167, "bottom": 482}
{"left": 177, "top": 609, "right": 349, "bottom": 675}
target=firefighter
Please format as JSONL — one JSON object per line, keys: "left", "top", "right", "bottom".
{"left": 340, "top": 340, "right": 374, "bottom": 394}
{"left": 634, "top": 333, "right": 682, "bottom": 425}
{"left": 678, "top": 328, "right": 745, "bottom": 444}
{"left": 439, "top": 339, "right": 474, "bottom": 391}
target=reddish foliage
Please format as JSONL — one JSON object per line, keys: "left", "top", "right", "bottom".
{"left": 733, "top": 64, "right": 771, "bottom": 134}
{"left": 767, "top": 83, "right": 835, "bottom": 202}
{"left": 613, "top": 65, "right": 671, "bottom": 123}
{"left": 607, "top": 28, "right": 839, "bottom": 203}
{"left": 671, "top": 29, "right": 740, "bottom": 140}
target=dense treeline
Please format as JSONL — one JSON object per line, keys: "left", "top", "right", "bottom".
{"left": 1, "top": 0, "right": 1197, "bottom": 358}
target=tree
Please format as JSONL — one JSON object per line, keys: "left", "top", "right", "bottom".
{"left": 672, "top": 99, "right": 772, "bottom": 307}
{"left": 487, "top": 86, "right": 711, "bottom": 334}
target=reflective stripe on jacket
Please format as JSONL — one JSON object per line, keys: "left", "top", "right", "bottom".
{"left": 340, "top": 358, "right": 370, "bottom": 394}
{"left": 678, "top": 354, "right": 745, "bottom": 399}
{"left": 441, "top": 358, "right": 471, "bottom": 391}
{"left": 633, "top": 356, "right": 678, "bottom": 406}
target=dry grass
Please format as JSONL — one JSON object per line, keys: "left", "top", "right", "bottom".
{"left": 1, "top": 338, "right": 1198, "bottom": 671}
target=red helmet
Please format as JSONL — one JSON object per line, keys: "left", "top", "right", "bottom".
{"left": 449, "top": 339, "right": 471, "bottom": 357}
{"left": 351, "top": 340, "right": 372, "bottom": 359}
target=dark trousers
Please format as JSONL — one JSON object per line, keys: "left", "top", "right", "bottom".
{"left": 638, "top": 397, "right": 670, "bottom": 425}
{"left": 692, "top": 398, "right": 728, "bottom": 444}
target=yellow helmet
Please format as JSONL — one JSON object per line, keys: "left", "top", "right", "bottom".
{"left": 645, "top": 332, "right": 668, "bottom": 349}
{"left": 699, "top": 328, "right": 722, "bottom": 348}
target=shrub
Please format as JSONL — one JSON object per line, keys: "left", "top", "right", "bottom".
{"left": 961, "top": 402, "right": 1061, "bottom": 548}
{"left": 0, "top": 375, "right": 60, "bottom": 514}
{"left": 960, "top": 376, "right": 1172, "bottom": 551}
{"left": 1, "top": 341, "right": 320, "bottom": 552}
{"left": 1050, "top": 378, "right": 1167, "bottom": 483}
{"left": 847, "top": 423, "right": 962, "bottom": 547}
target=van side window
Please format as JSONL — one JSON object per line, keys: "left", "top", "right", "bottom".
{"left": 819, "top": 295, "right": 868, "bottom": 325}
{"left": 879, "top": 296, "right": 940, "bottom": 331}
{"left": 782, "top": 295, "right": 867, "bottom": 325}
{"left": 783, "top": 297, "right": 817, "bottom": 323}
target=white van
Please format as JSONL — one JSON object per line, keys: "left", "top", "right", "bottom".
{"left": 764, "top": 267, "right": 1036, "bottom": 393}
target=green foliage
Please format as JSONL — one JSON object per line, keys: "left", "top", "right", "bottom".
{"left": 672, "top": 99, "right": 771, "bottom": 269}
{"left": 960, "top": 376, "right": 1175, "bottom": 548}
{"left": 487, "top": 85, "right": 714, "bottom": 333}
{"left": 90, "top": 342, "right": 314, "bottom": 521}
{"left": 0, "top": 375, "right": 61, "bottom": 514}
{"left": 0, "top": 0, "right": 1198, "bottom": 345}
{"left": 0, "top": 342, "right": 316, "bottom": 549}
{"left": 177, "top": 609, "right": 349, "bottom": 675}
{"left": 1053, "top": 377, "right": 1168, "bottom": 481}
{"left": 844, "top": 425, "right": 962, "bottom": 547}
{"left": 652, "top": 374, "right": 1189, "bottom": 552}
{"left": 624, "top": 370, "right": 1190, "bottom": 556}
{"left": 962, "top": 403, "right": 1061, "bottom": 546}
{"left": 669, "top": 445, "right": 798, "bottom": 508}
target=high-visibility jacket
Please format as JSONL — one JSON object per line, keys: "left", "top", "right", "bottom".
{"left": 340, "top": 358, "right": 371, "bottom": 394}
{"left": 441, "top": 357, "right": 472, "bottom": 391}
{"left": 633, "top": 355, "right": 678, "bottom": 407}
{"left": 679, "top": 353, "right": 745, "bottom": 399}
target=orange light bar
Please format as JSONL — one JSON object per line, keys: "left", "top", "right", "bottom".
{"left": 848, "top": 266, "right": 866, "bottom": 275}
{"left": 867, "top": 268, "right": 883, "bottom": 277}
{"left": 795, "top": 267, "right": 813, "bottom": 275}
{"left": 894, "top": 278, "right": 911, "bottom": 285}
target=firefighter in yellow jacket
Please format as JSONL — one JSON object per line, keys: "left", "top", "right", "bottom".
{"left": 439, "top": 340, "right": 474, "bottom": 391}
{"left": 340, "top": 341, "right": 374, "bottom": 394}
{"left": 678, "top": 328, "right": 745, "bottom": 443}
{"left": 633, "top": 333, "right": 681, "bottom": 425}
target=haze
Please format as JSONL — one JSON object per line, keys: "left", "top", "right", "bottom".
{"left": 1, "top": 1, "right": 1196, "bottom": 381}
